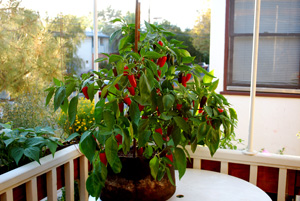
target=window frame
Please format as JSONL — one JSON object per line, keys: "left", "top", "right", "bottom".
{"left": 223, "top": 0, "right": 300, "bottom": 96}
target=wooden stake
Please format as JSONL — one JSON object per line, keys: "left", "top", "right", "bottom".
{"left": 135, "top": 1, "right": 141, "bottom": 53}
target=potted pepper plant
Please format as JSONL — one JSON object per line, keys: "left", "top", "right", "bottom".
{"left": 45, "top": 19, "right": 237, "bottom": 201}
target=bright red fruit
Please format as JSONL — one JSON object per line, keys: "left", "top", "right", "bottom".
{"left": 127, "top": 86, "right": 135, "bottom": 96}
{"left": 199, "top": 107, "right": 204, "bottom": 114}
{"left": 163, "top": 136, "right": 170, "bottom": 142}
{"left": 123, "top": 66, "right": 129, "bottom": 76}
{"left": 99, "top": 152, "right": 107, "bottom": 166}
{"left": 186, "top": 73, "right": 192, "bottom": 81}
{"left": 118, "top": 102, "right": 124, "bottom": 112}
{"left": 139, "top": 104, "right": 144, "bottom": 111}
{"left": 137, "top": 147, "right": 144, "bottom": 156}
{"left": 183, "top": 117, "right": 189, "bottom": 122}
{"left": 159, "top": 56, "right": 167, "bottom": 67}
{"left": 157, "top": 70, "right": 161, "bottom": 77}
{"left": 166, "top": 153, "right": 173, "bottom": 167}
{"left": 158, "top": 41, "right": 163, "bottom": 46}
{"left": 176, "top": 104, "right": 182, "bottom": 110}
{"left": 218, "top": 108, "right": 224, "bottom": 113}
{"left": 115, "top": 84, "right": 120, "bottom": 90}
{"left": 128, "top": 74, "right": 137, "bottom": 88}
{"left": 156, "top": 107, "right": 161, "bottom": 116}
{"left": 182, "top": 76, "right": 187, "bottom": 87}
{"left": 155, "top": 128, "right": 163, "bottom": 135}
{"left": 124, "top": 95, "right": 132, "bottom": 106}
{"left": 82, "top": 86, "right": 89, "bottom": 99}
{"left": 142, "top": 115, "right": 148, "bottom": 119}
{"left": 157, "top": 57, "right": 162, "bottom": 66}
{"left": 115, "top": 134, "right": 123, "bottom": 145}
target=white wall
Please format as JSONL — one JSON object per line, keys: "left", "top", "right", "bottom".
{"left": 77, "top": 37, "right": 92, "bottom": 74}
{"left": 210, "top": 0, "right": 300, "bottom": 155}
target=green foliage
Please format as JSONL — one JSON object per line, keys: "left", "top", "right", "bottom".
{"left": 191, "top": 9, "right": 211, "bottom": 64}
{"left": 0, "top": 92, "right": 58, "bottom": 129}
{"left": 46, "top": 20, "right": 238, "bottom": 198}
{"left": 0, "top": 123, "right": 61, "bottom": 171}
{"left": 0, "top": 0, "right": 87, "bottom": 96}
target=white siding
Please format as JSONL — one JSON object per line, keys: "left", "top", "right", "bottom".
{"left": 210, "top": 0, "right": 300, "bottom": 155}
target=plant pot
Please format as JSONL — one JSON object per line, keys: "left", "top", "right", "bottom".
{"left": 100, "top": 156, "right": 176, "bottom": 201}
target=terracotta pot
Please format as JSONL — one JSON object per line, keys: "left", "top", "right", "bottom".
{"left": 100, "top": 156, "right": 176, "bottom": 201}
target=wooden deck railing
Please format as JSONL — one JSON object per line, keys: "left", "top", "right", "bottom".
{"left": 0, "top": 145, "right": 87, "bottom": 201}
{"left": 0, "top": 145, "right": 299, "bottom": 201}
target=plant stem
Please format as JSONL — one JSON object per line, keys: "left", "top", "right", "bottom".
{"left": 133, "top": 138, "right": 136, "bottom": 158}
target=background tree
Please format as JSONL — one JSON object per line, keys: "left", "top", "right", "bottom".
{"left": 0, "top": 0, "right": 87, "bottom": 97}
{"left": 47, "top": 15, "right": 87, "bottom": 75}
{"left": 159, "top": 20, "right": 202, "bottom": 63}
{"left": 0, "top": 0, "right": 62, "bottom": 95}
{"left": 191, "top": 8, "right": 211, "bottom": 64}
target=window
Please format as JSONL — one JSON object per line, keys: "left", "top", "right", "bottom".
{"left": 225, "top": 0, "right": 300, "bottom": 94}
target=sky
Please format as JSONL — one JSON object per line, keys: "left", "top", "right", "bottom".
{"left": 16, "top": 0, "right": 210, "bottom": 30}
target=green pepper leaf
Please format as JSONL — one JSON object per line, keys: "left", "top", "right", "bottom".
{"left": 79, "top": 131, "right": 96, "bottom": 162}
{"left": 68, "top": 95, "right": 78, "bottom": 125}
{"left": 54, "top": 86, "right": 66, "bottom": 111}
{"left": 174, "top": 147, "right": 187, "bottom": 179}
{"left": 149, "top": 156, "right": 159, "bottom": 180}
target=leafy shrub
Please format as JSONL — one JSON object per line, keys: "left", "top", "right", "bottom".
{"left": 0, "top": 92, "right": 58, "bottom": 129}
{"left": 57, "top": 97, "right": 94, "bottom": 135}
{"left": 0, "top": 123, "right": 61, "bottom": 172}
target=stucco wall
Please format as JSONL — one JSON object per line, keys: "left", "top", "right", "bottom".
{"left": 210, "top": 0, "right": 300, "bottom": 155}
{"left": 77, "top": 37, "right": 93, "bottom": 74}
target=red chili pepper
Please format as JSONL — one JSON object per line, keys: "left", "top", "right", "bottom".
{"left": 118, "top": 102, "right": 124, "bottom": 113}
{"left": 128, "top": 74, "right": 137, "bottom": 88}
{"left": 156, "top": 88, "right": 161, "bottom": 94}
{"left": 124, "top": 95, "right": 132, "bottom": 106}
{"left": 113, "top": 67, "right": 118, "bottom": 77}
{"left": 99, "top": 152, "right": 107, "bottom": 166}
{"left": 183, "top": 117, "right": 189, "bottom": 122}
{"left": 156, "top": 76, "right": 160, "bottom": 81}
{"left": 115, "top": 83, "right": 120, "bottom": 90}
{"left": 186, "top": 73, "right": 192, "bottom": 81}
{"left": 182, "top": 76, "right": 187, "bottom": 87}
{"left": 218, "top": 108, "right": 224, "bottom": 113}
{"left": 142, "top": 115, "right": 148, "bottom": 119}
{"left": 82, "top": 86, "right": 89, "bottom": 99}
{"left": 115, "top": 134, "right": 123, "bottom": 145}
{"left": 163, "top": 136, "right": 170, "bottom": 142}
{"left": 192, "top": 100, "right": 195, "bottom": 107}
{"left": 159, "top": 56, "right": 167, "bottom": 68}
{"left": 167, "top": 125, "right": 173, "bottom": 136}
{"left": 137, "top": 147, "right": 144, "bottom": 156}
{"left": 127, "top": 86, "right": 135, "bottom": 96}
{"left": 157, "top": 57, "right": 162, "bottom": 66}
{"left": 123, "top": 66, "right": 129, "bottom": 76}
{"left": 199, "top": 107, "right": 204, "bottom": 114}
{"left": 157, "top": 70, "right": 161, "bottom": 78}
{"left": 156, "top": 106, "right": 161, "bottom": 116}
{"left": 139, "top": 104, "right": 144, "bottom": 111}
{"left": 158, "top": 41, "right": 163, "bottom": 46}
{"left": 176, "top": 104, "right": 182, "bottom": 111}
{"left": 166, "top": 153, "right": 173, "bottom": 167}
{"left": 155, "top": 128, "right": 163, "bottom": 135}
